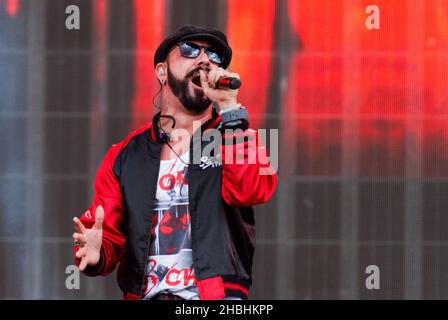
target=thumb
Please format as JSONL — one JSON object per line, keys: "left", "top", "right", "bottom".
{"left": 93, "top": 205, "right": 104, "bottom": 229}
{"left": 199, "top": 70, "right": 211, "bottom": 92}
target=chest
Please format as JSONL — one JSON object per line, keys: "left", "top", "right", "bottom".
{"left": 160, "top": 140, "right": 190, "bottom": 161}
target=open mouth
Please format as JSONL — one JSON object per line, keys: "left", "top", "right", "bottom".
{"left": 191, "top": 74, "right": 202, "bottom": 88}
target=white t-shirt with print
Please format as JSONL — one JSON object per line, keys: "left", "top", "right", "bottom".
{"left": 142, "top": 151, "right": 200, "bottom": 300}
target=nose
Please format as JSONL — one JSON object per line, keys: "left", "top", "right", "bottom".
{"left": 195, "top": 48, "right": 211, "bottom": 67}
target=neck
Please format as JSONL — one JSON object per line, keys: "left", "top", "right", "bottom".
{"left": 159, "top": 86, "right": 213, "bottom": 135}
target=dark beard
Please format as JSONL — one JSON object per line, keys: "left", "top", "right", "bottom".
{"left": 167, "top": 67, "right": 211, "bottom": 113}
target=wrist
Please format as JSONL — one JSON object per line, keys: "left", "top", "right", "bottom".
{"left": 220, "top": 105, "right": 249, "bottom": 130}
{"left": 217, "top": 100, "right": 240, "bottom": 112}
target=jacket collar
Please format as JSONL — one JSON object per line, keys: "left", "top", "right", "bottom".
{"left": 149, "top": 106, "right": 221, "bottom": 143}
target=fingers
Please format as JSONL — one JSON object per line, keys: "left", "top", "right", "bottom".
{"left": 208, "top": 68, "right": 240, "bottom": 88}
{"left": 75, "top": 246, "right": 87, "bottom": 259}
{"left": 199, "top": 70, "right": 211, "bottom": 92}
{"left": 73, "top": 216, "right": 87, "bottom": 234}
{"left": 206, "top": 69, "right": 221, "bottom": 88}
{"left": 72, "top": 232, "right": 86, "bottom": 245}
{"left": 210, "top": 68, "right": 225, "bottom": 85}
{"left": 93, "top": 205, "right": 104, "bottom": 230}
{"left": 79, "top": 256, "right": 88, "bottom": 272}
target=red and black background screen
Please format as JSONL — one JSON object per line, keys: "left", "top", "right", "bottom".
{"left": 0, "top": 0, "right": 446, "bottom": 299}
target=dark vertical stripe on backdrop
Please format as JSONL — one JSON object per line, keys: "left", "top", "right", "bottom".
{"left": 167, "top": 0, "right": 226, "bottom": 33}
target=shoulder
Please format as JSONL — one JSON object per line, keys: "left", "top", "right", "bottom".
{"left": 102, "top": 122, "right": 152, "bottom": 166}
{"left": 111, "top": 122, "right": 152, "bottom": 153}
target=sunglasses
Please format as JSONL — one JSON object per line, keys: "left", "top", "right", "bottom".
{"left": 177, "top": 42, "right": 223, "bottom": 65}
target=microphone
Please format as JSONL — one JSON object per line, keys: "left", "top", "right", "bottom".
{"left": 215, "top": 77, "right": 242, "bottom": 90}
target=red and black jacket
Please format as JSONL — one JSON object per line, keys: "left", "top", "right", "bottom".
{"left": 74, "top": 108, "right": 277, "bottom": 300}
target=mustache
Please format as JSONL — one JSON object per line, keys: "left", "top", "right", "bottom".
{"left": 185, "top": 66, "right": 211, "bottom": 79}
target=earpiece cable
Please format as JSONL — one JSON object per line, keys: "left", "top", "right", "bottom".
{"left": 157, "top": 117, "right": 190, "bottom": 166}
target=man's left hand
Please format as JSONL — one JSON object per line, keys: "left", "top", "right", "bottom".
{"left": 199, "top": 68, "right": 240, "bottom": 111}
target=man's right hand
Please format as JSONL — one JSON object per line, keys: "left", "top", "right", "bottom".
{"left": 73, "top": 205, "right": 104, "bottom": 272}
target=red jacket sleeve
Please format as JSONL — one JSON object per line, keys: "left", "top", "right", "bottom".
{"left": 73, "top": 144, "right": 126, "bottom": 276}
{"left": 221, "top": 128, "right": 278, "bottom": 207}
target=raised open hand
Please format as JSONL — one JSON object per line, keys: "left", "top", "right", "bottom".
{"left": 72, "top": 205, "right": 104, "bottom": 271}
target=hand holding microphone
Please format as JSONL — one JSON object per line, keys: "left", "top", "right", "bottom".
{"left": 199, "top": 68, "right": 241, "bottom": 90}
{"left": 199, "top": 68, "right": 241, "bottom": 111}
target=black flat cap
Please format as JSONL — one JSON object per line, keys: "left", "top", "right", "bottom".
{"left": 154, "top": 25, "right": 232, "bottom": 69}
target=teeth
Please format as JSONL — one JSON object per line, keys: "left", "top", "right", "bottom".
{"left": 191, "top": 69, "right": 207, "bottom": 78}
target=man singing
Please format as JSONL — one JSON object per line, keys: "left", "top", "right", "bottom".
{"left": 72, "top": 25, "right": 277, "bottom": 300}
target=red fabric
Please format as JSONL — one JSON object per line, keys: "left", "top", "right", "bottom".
{"left": 221, "top": 128, "right": 278, "bottom": 207}
{"left": 74, "top": 123, "right": 151, "bottom": 275}
{"left": 123, "top": 292, "right": 140, "bottom": 300}
{"left": 223, "top": 283, "right": 249, "bottom": 296}
{"left": 196, "top": 276, "right": 226, "bottom": 300}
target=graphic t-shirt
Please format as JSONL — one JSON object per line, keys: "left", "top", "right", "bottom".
{"left": 142, "top": 151, "right": 199, "bottom": 300}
